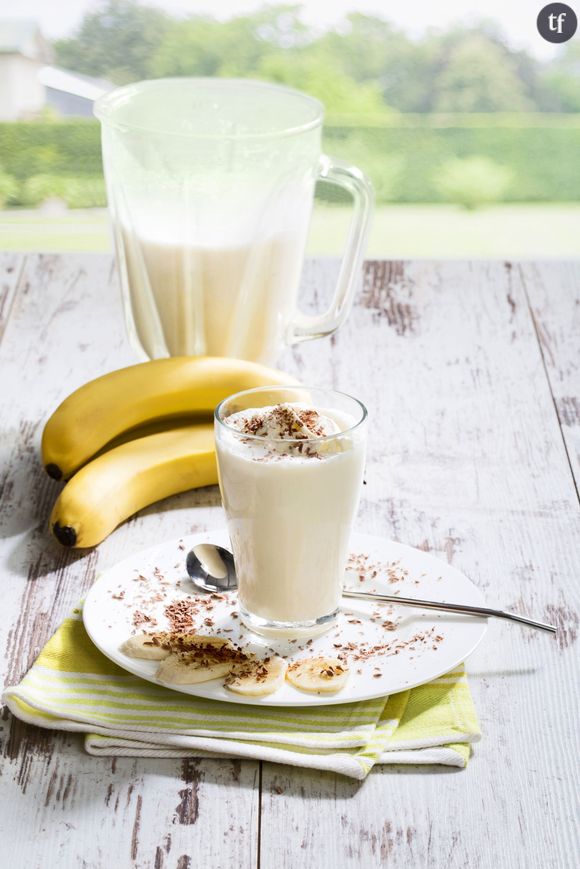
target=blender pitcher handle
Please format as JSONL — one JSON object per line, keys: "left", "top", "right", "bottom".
{"left": 288, "top": 154, "right": 374, "bottom": 344}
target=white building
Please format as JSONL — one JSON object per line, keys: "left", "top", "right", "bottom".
{"left": 0, "top": 19, "right": 50, "bottom": 120}
{"left": 0, "top": 19, "right": 110, "bottom": 121}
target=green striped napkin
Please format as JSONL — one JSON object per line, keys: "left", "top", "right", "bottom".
{"left": 3, "top": 608, "right": 481, "bottom": 780}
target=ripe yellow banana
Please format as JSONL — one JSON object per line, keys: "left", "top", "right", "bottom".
{"left": 42, "top": 356, "right": 297, "bottom": 480}
{"left": 50, "top": 423, "right": 217, "bottom": 548}
{"left": 91, "top": 412, "right": 213, "bottom": 457}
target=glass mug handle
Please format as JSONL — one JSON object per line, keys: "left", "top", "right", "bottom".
{"left": 288, "top": 154, "right": 374, "bottom": 344}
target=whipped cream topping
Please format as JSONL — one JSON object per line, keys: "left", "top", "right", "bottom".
{"left": 225, "top": 403, "right": 340, "bottom": 440}
{"left": 223, "top": 403, "right": 346, "bottom": 459}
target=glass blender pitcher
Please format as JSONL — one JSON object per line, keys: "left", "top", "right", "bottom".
{"left": 95, "top": 78, "right": 373, "bottom": 363}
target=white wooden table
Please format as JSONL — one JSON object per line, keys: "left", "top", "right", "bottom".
{"left": 0, "top": 253, "right": 578, "bottom": 868}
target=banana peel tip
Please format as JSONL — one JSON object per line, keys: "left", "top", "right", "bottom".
{"left": 52, "top": 522, "right": 77, "bottom": 547}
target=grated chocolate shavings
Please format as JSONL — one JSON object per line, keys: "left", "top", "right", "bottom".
{"left": 339, "top": 627, "right": 445, "bottom": 664}
{"left": 164, "top": 599, "right": 197, "bottom": 633}
{"left": 132, "top": 610, "right": 157, "bottom": 629}
{"left": 346, "top": 552, "right": 409, "bottom": 587}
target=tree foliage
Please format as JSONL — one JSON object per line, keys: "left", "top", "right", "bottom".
{"left": 536, "top": 43, "right": 580, "bottom": 111}
{"left": 53, "top": 1, "right": 580, "bottom": 115}
{"left": 54, "top": 0, "right": 170, "bottom": 84}
{"left": 431, "top": 35, "right": 532, "bottom": 112}
{"left": 256, "top": 54, "right": 388, "bottom": 115}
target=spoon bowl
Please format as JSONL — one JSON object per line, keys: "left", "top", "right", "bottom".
{"left": 186, "top": 543, "right": 237, "bottom": 593}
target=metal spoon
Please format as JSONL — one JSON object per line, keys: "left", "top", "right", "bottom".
{"left": 185, "top": 544, "right": 556, "bottom": 634}
{"left": 341, "top": 589, "right": 556, "bottom": 633}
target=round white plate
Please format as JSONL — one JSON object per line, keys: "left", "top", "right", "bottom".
{"left": 83, "top": 530, "right": 487, "bottom": 707}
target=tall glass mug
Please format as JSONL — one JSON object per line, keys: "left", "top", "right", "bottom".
{"left": 215, "top": 386, "right": 368, "bottom": 637}
{"left": 95, "top": 79, "right": 373, "bottom": 363}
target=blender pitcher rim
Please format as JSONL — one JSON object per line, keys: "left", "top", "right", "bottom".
{"left": 93, "top": 77, "right": 325, "bottom": 141}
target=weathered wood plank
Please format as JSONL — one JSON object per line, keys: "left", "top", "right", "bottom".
{"left": 1, "top": 253, "right": 578, "bottom": 868}
{"left": 262, "top": 260, "right": 580, "bottom": 869}
{"left": 0, "top": 252, "right": 25, "bottom": 344}
{"left": 521, "top": 261, "right": 580, "bottom": 495}
{"left": 0, "top": 253, "right": 257, "bottom": 868}
{"left": 1, "top": 739, "right": 258, "bottom": 869}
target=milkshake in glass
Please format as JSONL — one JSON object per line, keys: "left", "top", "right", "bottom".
{"left": 215, "top": 386, "right": 367, "bottom": 637}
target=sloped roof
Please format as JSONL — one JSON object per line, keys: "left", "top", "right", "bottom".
{"left": 39, "top": 66, "right": 111, "bottom": 101}
{"left": 0, "top": 18, "right": 52, "bottom": 62}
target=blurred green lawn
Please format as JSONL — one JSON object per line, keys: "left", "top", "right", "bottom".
{"left": 1, "top": 204, "right": 579, "bottom": 258}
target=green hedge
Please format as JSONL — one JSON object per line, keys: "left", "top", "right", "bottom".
{"left": 21, "top": 175, "right": 107, "bottom": 208}
{"left": 1, "top": 115, "right": 579, "bottom": 203}
{"left": 324, "top": 115, "right": 580, "bottom": 202}
{"left": 0, "top": 121, "right": 102, "bottom": 179}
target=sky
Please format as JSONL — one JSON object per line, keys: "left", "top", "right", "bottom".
{"left": 8, "top": 0, "right": 562, "bottom": 59}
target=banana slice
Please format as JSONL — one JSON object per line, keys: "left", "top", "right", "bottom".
{"left": 168, "top": 634, "right": 232, "bottom": 652}
{"left": 121, "top": 633, "right": 171, "bottom": 660}
{"left": 157, "top": 653, "right": 234, "bottom": 685}
{"left": 156, "top": 637, "right": 248, "bottom": 685}
{"left": 120, "top": 632, "right": 229, "bottom": 660}
{"left": 225, "top": 655, "right": 287, "bottom": 697}
{"left": 286, "top": 657, "right": 349, "bottom": 694}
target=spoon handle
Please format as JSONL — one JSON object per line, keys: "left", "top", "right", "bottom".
{"left": 342, "top": 589, "right": 557, "bottom": 634}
